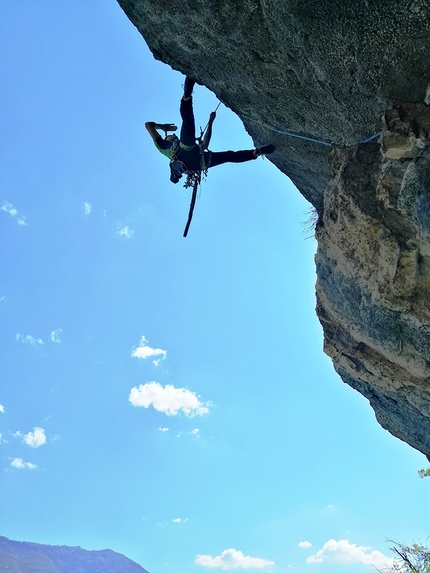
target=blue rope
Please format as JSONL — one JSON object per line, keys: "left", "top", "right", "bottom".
{"left": 241, "top": 113, "right": 381, "bottom": 147}
{"left": 360, "top": 132, "right": 381, "bottom": 144}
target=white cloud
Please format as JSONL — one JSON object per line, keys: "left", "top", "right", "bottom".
{"left": 10, "top": 457, "right": 37, "bottom": 470}
{"left": 196, "top": 549, "right": 274, "bottom": 570}
{"left": 172, "top": 517, "right": 188, "bottom": 523}
{"left": 1, "top": 201, "right": 27, "bottom": 226}
{"left": 117, "top": 225, "right": 134, "bottom": 238}
{"left": 0, "top": 404, "right": 4, "bottom": 413}
{"left": 0, "top": 296, "right": 6, "bottom": 302}
{"left": 298, "top": 542, "right": 312, "bottom": 549}
{"left": 129, "top": 382, "right": 210, "bottom": 417}
{"left": 131, "top": 335, "right": 167, "bottom": 364}
{"left": 306, "top": 539, "right": 394, "bottom": 569}
{"left": 159, "top": 427, "right": 169, "bottom": 432}
{"left": 50, "top": 329, "right": 62, "bottom": 343}
{"left": 21, "top": 427, "right": 47, "bottom": 448}
{"left": 177, "top": 428, "right": 201, "bottom": 438}
{"left": 16, "top": 334, "right": 44, "bottom": 346}
{"left": 83, "top": 201, "right": 92, "bottom": 214}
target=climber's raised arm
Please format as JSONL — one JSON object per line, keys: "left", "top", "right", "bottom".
{"left": 145, "top": 122, "right": 177, "bottom": 141}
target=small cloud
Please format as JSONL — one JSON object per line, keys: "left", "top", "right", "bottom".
{"left": 0, "top": 296, "right": 6, "bottom": 303}
{"left": 306, "top": 539, "right": 393, "bottom": 569}
{"left": 117, "top": 225, "right": 134, "bottom": 239}
{"left": 131, "top": 335, "right": 167, "bottom": 363}
{"left": 83, "top": 201, "right": 92, "bottom": 215}
{"left": 129, "top": 382, "right": 210, "bottom": 417}
{"left": 172, "top": 518, "right": 189, "bottom": 523}
{"left": 178, "top": 428, "right": 200, "bottom": 438}
{"left": 21, "top": 427, "right": 47, "bottom": 448}
{"left": 16, "top": 334, "right": 44, "bottom": 346}
{"left": 10, "top": 457, "right": 37, "bottom": 470}
{"left": 196, "top": 549, "right": 274, "bottom": 570}
{"left": 0, "top": 404, "right": 4, "bottom": 413}
{"left": 50, "top": 329, "right": 62, "bottom": 343}
{"left": 177, "top": 428, "right": 202, "bottom": 438}
{"left": 298, "top": 542, "right": 312, "bottom": 549}
{"left": 1, "top": 201, "right": 27, "bottom": 226}
{"left": 159, "top": 427, "right": 169, "bottom": 432}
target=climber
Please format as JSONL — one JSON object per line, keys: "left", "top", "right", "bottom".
{"left": 145, "top": 77, "right": 275, "bottom": 184}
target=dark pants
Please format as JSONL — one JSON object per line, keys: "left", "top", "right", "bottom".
{"left": 205, "top": 149, "right": 256, "bottom": 168}
{"left": 180, "top": 98, "right": 256, "bottom": 169}
{"left": 180, "top": 98, "right": 197, "bottom": 147}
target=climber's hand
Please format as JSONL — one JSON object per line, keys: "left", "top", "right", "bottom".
{"left": 159, "top": 123, "right": 178, "bottom": 132}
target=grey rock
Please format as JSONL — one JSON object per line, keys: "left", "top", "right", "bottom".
{"left": 117, "top": 0, "right": 430, "bottom": 458}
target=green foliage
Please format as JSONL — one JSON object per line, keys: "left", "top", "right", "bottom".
{"left": 418, "top": 466, "right": 430, "bottom": 478}
{"left": 382, "top": 541, "right": 430, "bottom": 573}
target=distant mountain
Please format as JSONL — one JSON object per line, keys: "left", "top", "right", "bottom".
{"left": 0, "top": 536, "right": 149, "bottom": 573}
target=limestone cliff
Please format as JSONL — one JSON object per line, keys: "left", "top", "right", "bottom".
{"left": 0, "top": 536, "right": 148, "bottom": 573}
{"left": 117, "top": 0, "right": 430, "bottom": 458}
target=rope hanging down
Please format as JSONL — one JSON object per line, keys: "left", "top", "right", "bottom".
{"left": 241, "top": 113, "right": 381, "bottom": 147}
{"left": 183, "top": 173, "right": 200, "bottom": 237}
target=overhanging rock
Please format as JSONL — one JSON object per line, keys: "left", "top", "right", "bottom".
{"left": 117, "top": 0, "right": 430, "bottom": 458}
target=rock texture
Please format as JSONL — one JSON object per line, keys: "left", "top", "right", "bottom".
{"left": 316, "top": 103, "right": 430, "bottom": 456}
{"left": 117, "top": 0, "right": 430, "bottom": 458}
{"left": 0, "top": 536, "right": 148, "bottom": 573}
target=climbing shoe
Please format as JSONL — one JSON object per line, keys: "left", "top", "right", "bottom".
{"left": 183, "top": 77, "right": 196, "bottom": 99}
{"left": 255, "top": 144, "right": 275, "bottom": 156}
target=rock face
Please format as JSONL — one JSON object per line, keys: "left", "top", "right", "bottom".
{"left": 316, "top": 103, "right": 430, "bottom": 457}
{"left": 117, "top": 0, "right": 430, "bottom": 458}
{"left": 0, "top": 536, "right": 148, "bottom": 573}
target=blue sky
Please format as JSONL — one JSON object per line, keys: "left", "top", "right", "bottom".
{"left": 0, "top": 2, "right": 429, "bottom": 573}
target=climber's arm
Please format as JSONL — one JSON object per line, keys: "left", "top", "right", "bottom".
{"left": 145, "top": 122, "right": 177, "bottom": 141}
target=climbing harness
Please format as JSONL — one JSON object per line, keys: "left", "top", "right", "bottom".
{"left": 240, "top": 113, "right": 381, "bottom": 147}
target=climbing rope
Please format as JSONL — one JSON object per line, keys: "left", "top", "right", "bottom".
{"left": 240, "top": 113, "right": 381, "bottom": 147}
{"left": 183, "top": 170, "right": 207, "bottom": 237}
